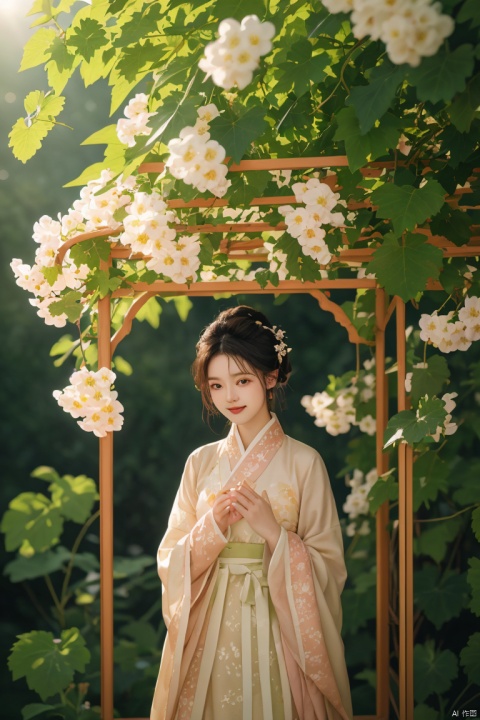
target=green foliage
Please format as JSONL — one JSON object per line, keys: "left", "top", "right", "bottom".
{"left": 367, "top": 233, "right": 444, "bottom": 301}
{"left": 334, "top": 108, "right": 402, "bottom": 172}
{"left": 410, "top": 356, "right": 450, "bottom": 407}
{"left": 384, "top": 397, "right": 446, "bottom": 448}
{"left": 8, "top": 628, "right": 90, "bottom": 702}
{"left": 460, "top": 632, "right": 480, "bottom": 686}
{"left": 414, "top": 566, "right": 468, "bottom": 629}
{"left": 9, "top": 90, "right": 66, "bottom": 163}
{"left": 370, "top": 182, "right": 445, "bottom": 236}
{"left": 413, "top": 641, "right": 458, "bottom": 703}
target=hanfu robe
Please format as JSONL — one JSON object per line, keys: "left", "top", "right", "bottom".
{"left": 151, "top": 413, "right": 353, "bottom": 720}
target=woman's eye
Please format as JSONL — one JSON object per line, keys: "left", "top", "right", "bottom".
{"left": 210, "top": 384, "right": 221, "bottom": 390}
{"left": 238, "top": 379, "right": 249, "bottom": 385}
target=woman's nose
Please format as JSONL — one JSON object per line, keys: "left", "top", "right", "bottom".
{"left": 226, "top": 384, "right": 239, "bottom": 402}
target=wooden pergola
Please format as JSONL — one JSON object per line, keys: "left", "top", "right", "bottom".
{"left": 55, "top": 157, "right": 480, "bottom": 720}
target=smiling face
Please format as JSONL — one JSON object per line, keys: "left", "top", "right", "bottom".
{"left": 207, "top": 353, "right": 277, "bottom": 440}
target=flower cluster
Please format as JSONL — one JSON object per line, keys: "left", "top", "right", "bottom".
{"left": 301, "top": 359, "right": 376, "bottom": 436}
{"left": 166, "top": 104, "right": 230, "bottom": 198}
{"left": 116, "top": 93, "right": 157, "bottom": 147}
{"left": 53, "top": 368, "right": 124, "bottom": 437}
{"left": 11, "top": 170, "right": 134, "bottom": 327}
{"left": 419, "top": 295, "right": 480, "bottom": 353}
{"left": 323, "top": 0, "right": 454, "bottom": 67}
{"left": 199, "top": 15, "right": 275, "bottom": 90}
{"left": 279, "top": 178, "right": 345, "bottom": 265}
{"left": 343, "top": 468, "right": 378, "bottom": 536}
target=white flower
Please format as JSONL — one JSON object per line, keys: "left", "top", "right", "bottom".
{"left": 199, "top": 15, "right": 275, "bottom": 90}
{"left": 116, "top": 94, "right": 157, "bottom": 147}
{"left": 359, "top": 414, "right": 376, "bottom": 435}
{"left": 54, "top": 368, "right": 123, "bottom": 437}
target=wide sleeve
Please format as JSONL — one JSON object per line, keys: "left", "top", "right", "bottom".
{"left": 157, "top": 451, "right": 230, "bottom": 627}
{"left": 153, "top": 451, "right": 229, "bottom": 720}
{"left": 265, "top": 451, "right": 353, "bottom": 720}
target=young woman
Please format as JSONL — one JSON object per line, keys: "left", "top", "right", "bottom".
{"left": 150, "top": 305, "right": 353, "bottom": 720}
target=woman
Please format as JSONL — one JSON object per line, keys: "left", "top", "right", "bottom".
{"left": 150, "top": 305, "right": 353, "bottom": 720}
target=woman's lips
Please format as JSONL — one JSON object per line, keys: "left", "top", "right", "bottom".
{"left": 228, "top": 406, "right": 246, "bottom": 414}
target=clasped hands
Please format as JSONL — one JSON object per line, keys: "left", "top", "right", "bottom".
{"left": 212, "top": 482, "right": 281, "bottom": 553}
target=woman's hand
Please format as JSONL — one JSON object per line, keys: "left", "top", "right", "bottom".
{"left": 230, "top": 483, "right": 281, "bottom": 553}
{"left": 212, "top": 490, "right": 242, "bottom": 535}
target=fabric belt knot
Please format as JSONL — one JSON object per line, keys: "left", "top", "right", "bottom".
{"left": 190, "top": 549, "right": 275, "bottom": 720}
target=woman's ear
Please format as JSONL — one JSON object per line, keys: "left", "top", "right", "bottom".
{"left": 265, "top": 370, "right": 279, "bottom": 388}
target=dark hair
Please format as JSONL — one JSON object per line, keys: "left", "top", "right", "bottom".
{"left": 191, "top": 305, "right": 292, "bottom": 416}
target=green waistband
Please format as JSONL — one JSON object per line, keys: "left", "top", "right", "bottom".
{"left": 219, "top": 542, "right": 265, "bottom": 559}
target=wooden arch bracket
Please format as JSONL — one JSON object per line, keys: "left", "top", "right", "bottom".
{"left": 309, "top": 289, "right": 375, "bottom": 346}
{"left": 111, "top": 292, "right": 158, "bottom": 356}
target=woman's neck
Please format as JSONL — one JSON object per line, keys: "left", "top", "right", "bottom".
{"left": 236, "top": 408, "right": 273, "bottom": 450}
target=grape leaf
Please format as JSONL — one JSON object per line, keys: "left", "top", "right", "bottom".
{"left": 410, "top": 44, "right": 475, "bottom": 104}
{"left": 276, "top": 40, "right": 329, "bottom": 98}
{"left": 413, "top": 641, "right": 458, "bottom": 703}
{"left": 384, "top": 397, "right": 446, "bottom": 447}
{"left": 67, "top": 17, "right": 108, "bottom": 62}
{"left": 4, "top": 546, "right": 72, "bottom": 583}
{"left": 460, "top": 633, "right": 480, "bottom": 686}
{"left": 347, "top": 61, "right": 407, "bottom": 133}
{"left": 414, "top": 566, "right": 469, "bottom": 628}
{"left": 448, "top": 74, "right": 480, "bottom": 133}
{"left": 414, "top": 517, "right": 463, "bottom": 564}
{"left": 410, "top": 355, "right": 450, "bottom": 407}
{"left": 8, "top": 118, "right": 50, "bottom": 164}
{"left": 48, "top": 474, "right": 97, "bottom": 524}
{"left": 49, "top": 291, "right": 84, "bottom": 323}
{"left": 367, "top": 473, "right": 399, "bottom": 514}
{"left": 20, "top": 27, "right": 57, "bottom": 71}
{"left": 413, "top": 450, "right": 449, "bottom": 511}
{"left": 8, "top": 628, "right": 90, "bottom": 701}
{"left": 367, "top": 233, "right": 443, "bottom": 301}
{"left": 371, "top": 181, "right": 445, "bottom": 235}
{"left": 334, "top": 108, "right": 402, "bottom": 172}
{"left": 1, "top": 493, "right": 63, "bottom": 553}
{"left": 210, "top": 105, "right": 267, "bottom": 164}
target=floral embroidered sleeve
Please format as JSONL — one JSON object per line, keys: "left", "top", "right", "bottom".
{"left": 265, "top": 452, "right": 353, "bottom": 720}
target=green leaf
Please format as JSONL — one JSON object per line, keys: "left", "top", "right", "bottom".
{"left": 414, "top": 566, "right": 469, "bottom": 628}
{"left": 210, "top": 105, "right": 267, "bottom": 164}
{"left": 367, "top": 233, "right": 443, "bottom": 301}
{"left": 113, "top": 5, "right": 162, "bottom": 47}
{"left": 22, "top": 704, "right": 58, "bottom": 720}
{"left": 113, "top": 555, "right": 155, "bottom": 578}
{"left": 341, "top": 586, "right": 377, "bottom": 634}
{"left": 31, "top": 465, "right": 61, "bottom": 483}
{"left": 135, "top": 297, "right": 162, "bottom": 328}
{"left": 367, "top": 473, "right": 399, "bottom": 514}
{"left": 468, "top": 557, "right": 480, "bottom": 616}
{"left": 452, "top": 460, "right": 480, "bottom": 504}
{"left": 410, "top": 355, "right": 450, "bottom": 406}
{"left": 448, "top": 74, "right": 480, "bottom": 133}
{"left": 8, "top": 117, "right": 50, "bottom": 164}
{"left": 410, "top": 44, "right": 475, "bottom": 104}
{"left": 216, "top": 0, "right": 266, "bottom": 20}
{"left": 460, "top": 632, "right": 480, "bottom": 687}
{"left": 228, "top": 170, "right": 271, "bottom": 207}
{"left": 67, "top": 17, "right": 108, "bottom": 62}
{"left": 64, "top": 162, "right": 106, "bottom": 187}
{"left": 4, "top": 546, "right": 71, "bottom": 583}
{"left": 20, "top": 28, "right": 57, "bottom": 71}
{"left": 334, "top": 108, "right": 402, "bottom": 172}
{"left": 1, "top": 493, "right": 63, "bottom": 554}
{"left": 414, "top": 517, "right": 463, "bottom": 564}
{"left": 413, "top": 641, "right": 458, "bottom": 703}
{"left": 371, "top": 181, "right": 445, "bottom": 235}
{"left": 113, "top": 356, "right": 133, "bottom": 376}
{"left": 170, "top": 295, "right": 193, "bottom": 322}
{"left": 347, "top": 61, "right": 407, "bottom": 134}
{"left": 413, "top": 451, "right": 449, "bottom": 511}
{"left": 430, "top": 204, "right": 472, "bottom": 247}
{"left": 49, "top": 291, "right": 83, "bottom": 323}
{"left": 472, "top": 507, "right": 480, "bottom": 543}
{"left": 49, "top": 474, "right": 97, "bottom": 524}
{"left": 383, "top": 397, "right": 446, "bottom": 447}
{"left": 8, "top": 628, "right": 90, "bottom": 702}
{"left": 276, "top": 40, "right": 330, "bottom": 98}
{"left": 413, "top": 704, "right": 440, "bottom": 720}
{"left": 148, "top": 95, "right": 199, "bottom": 146}
{"left": 81, "top": 124, "right": 118, "bottom": 146}
{"left": 69, "top": 237, "right": 112, "bottom": 269}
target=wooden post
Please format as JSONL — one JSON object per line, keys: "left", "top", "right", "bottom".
{"left": 98, "top": 285, "right": 114, "bottom": 720}
{"left": 375, "top": 288, "right": 390, "bottom": 719}
{"left": 396, "top": 298, "right": 414, "bottom": 720}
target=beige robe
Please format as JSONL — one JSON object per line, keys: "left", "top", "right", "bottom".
{"left": 150, "top": 414, "right": 353, "bottom": 720}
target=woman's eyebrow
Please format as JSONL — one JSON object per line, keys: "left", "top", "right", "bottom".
{"left": 207, "top": 372, "right": 254, "bottom": 380}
